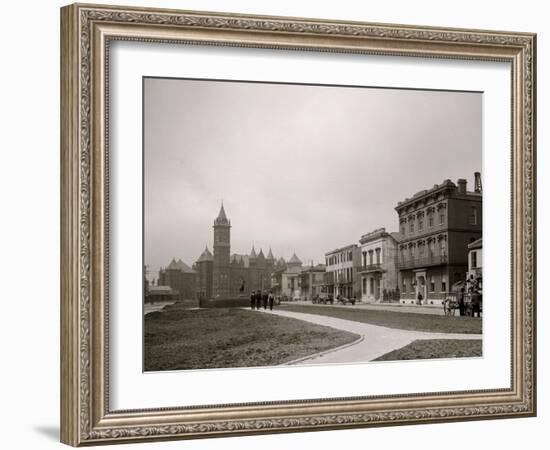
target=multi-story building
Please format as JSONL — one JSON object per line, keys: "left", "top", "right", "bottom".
{"left": 358, "top": 228, "right": 400, "bottom": 303}
{"left": 158, "top": 258, "right": 197, "bottom": 301}
{"left": 325, "top": 244, "right": 361, "bottom": 299}
{"left": 299, "top": 264, "right": 326, "bottom": 301}
{"left": 194, "top": 204, "right": 278, "bottom": 299}
{"left": 395, "top": 174, "right": 482, "bottom": 305}
{"left": 270, "top": 254, "right": 304, "bottom": 299}
{"left": 466, "top": 237, "right": 482, "bottom": 293}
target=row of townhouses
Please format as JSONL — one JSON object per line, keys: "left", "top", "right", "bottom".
{"left": 325, "top": 174, "right": 483, "bottom": 305}
{"left": 148, "top": 173, "right": 482, "bottom": 306}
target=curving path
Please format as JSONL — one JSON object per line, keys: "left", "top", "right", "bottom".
{"left": 255, "top": 308, "right": 482, "bottom": 365}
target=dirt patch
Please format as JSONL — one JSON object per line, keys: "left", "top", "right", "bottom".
{"left": 144, "top": 304, "right": 359, "bottom": 371}
{"left": 374, "top": 339, "right": 482, "bottom": 361}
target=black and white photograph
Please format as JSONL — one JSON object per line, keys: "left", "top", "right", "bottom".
{"left": 143, "top": 77, "right": 483, "bottom": 372}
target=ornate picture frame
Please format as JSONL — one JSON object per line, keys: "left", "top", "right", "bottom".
{"left": 60, "top": 3, "right": 536, "bottom": 446}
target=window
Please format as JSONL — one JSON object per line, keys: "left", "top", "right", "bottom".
{"left": 471, "top": 251, "right": 478, "bottom": 268}
{"left": 410, "top": 222, "right": 414, "bottom": 232}
{"left": 401, "top": 226, "right": 405, "bottom": 235}
{"left": 429, "top": 240, "right": 435, "bottom": 257}
{"left": 439, "top": 213, "right": 445, "bottom": 225}
{"left": 419, "top": 219, "right": 424, "bottom": 231}
{"left": 370, "top": 278, "right": 374, "bottom": 295}
{"left": 362, "top": 277, "right": 367, "bottom": 294}
{"left": 441, "top": 276, "right": 447, "bottom": 292}
{"left": 428, "top": 214, "right": 434, "bottom": 227}
{"left": 469, "top": 207, "right": 478, "bottom": 225}
{"left": 440, "top": 239, "right": 446, "bottom": 257}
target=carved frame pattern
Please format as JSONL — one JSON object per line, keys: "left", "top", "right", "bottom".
{"left": 60, "top": 3, "right": 536, "bottom": 446}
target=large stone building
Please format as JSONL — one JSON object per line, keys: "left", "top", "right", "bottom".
{"left": 358, "top": 228, "right": 400, "bottom": 303}
{"left": 194, "top": 204, "right": 279, "bottom": 299}
{"left": 157, "top": 258, "right": 197, "bottom": 301}
{"left": 324, "top": 244, "right": 361, "bottom": 299}
{"left": 395, "top": 175, "right": 482, "bottom": 305}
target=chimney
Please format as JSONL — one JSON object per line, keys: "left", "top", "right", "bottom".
{"left": 457, "top": 178, "right": 467, "bottom": 194}
{"left": 474, "top": 171, "right": 482, "bottom": 193}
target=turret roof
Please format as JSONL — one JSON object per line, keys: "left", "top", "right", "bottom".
{"left": 197, "top": 246, "right": 213, "bottom": 263}
{"left": 288, "top": 253, "right": 302, "bottom": 265}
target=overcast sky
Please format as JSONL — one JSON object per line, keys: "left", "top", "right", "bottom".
{"left": 144, "top": 78, "right": 481, "bottom": 273}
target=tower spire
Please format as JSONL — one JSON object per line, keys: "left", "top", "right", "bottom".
{"left": 214, "top": 201, "right": 230, "bottom": 226}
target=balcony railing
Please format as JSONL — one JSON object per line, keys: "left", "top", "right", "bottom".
{"left": 397, "top": 254, "right": 448, "bottom": 270}
{"left": 358, "top": 263, "right": 383, "bottom": 273}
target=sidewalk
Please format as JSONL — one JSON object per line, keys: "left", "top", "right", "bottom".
{"left": 256, "top": 308, "right": 482, "bottom": 365}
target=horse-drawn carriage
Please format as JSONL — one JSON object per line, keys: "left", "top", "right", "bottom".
{"left": 312, "top": 293, "right": 334, "bottom": 304}
{"left": 443, "top": 291, "right": 482, "bottom": 316}
{"left": 336, "top": 295, "right": 357, "bottom": 305}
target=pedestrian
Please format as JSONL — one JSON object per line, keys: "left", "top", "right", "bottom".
{"left": 250, "top": 290, "right": 255, "bottom": 310}
{"left": 254, "top": 290, "right": 262, "bottom": 310}
{"left": 471, "top": 289, "right": 481, "bottom": 317}
{"left": 262, "top": 290, "right": 268, "bottom": 310}
{"left": 268, "top": 291, "right": 274, "bottom": 310}
{"left": 458, "top": 287, "right": 465, "bottom": 316}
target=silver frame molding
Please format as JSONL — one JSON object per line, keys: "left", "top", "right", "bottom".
{"left": 60, "top": 3, "right": 536, "bottom": 446}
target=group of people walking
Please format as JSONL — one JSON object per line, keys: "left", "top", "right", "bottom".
{"left": 250, "top": 290, "right": 275, "bottom": 311}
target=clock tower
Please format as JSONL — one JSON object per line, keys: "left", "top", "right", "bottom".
{"left": 212, "top": 203, "right": 231, "bottom": 297}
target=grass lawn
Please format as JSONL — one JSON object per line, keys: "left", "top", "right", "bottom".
{"left": 280, "top": 305, "right": 482, "bottom": 334}
{"left": 374, "top": 339, "right": 482, "bottom": 361}
{"left": 144, "top": 304, "right": 359, "bottom": 371}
